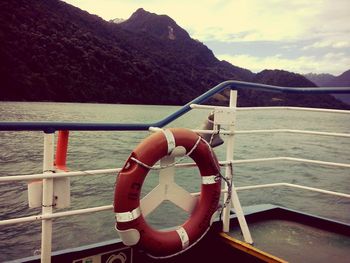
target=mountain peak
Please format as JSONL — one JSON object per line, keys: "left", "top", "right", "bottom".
{"left": 119, "top": 8, "right": 190, "bottom": 41}
{"left": 133, "top": 8, "right": 149, "bottom": 16}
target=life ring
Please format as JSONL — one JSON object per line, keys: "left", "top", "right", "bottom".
{"left": 114, "top": 128, "right": 221, "bottom": 258}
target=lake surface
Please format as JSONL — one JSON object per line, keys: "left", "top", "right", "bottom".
{"left": 0, "top": 102, "right": 349, "bottom": 261}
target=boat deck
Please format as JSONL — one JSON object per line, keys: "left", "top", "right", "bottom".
{"left": 230, "top": 219, "right": 350, "bottom": 263}
{"left": 228, "top": 205, "right": 350, "bottom": 263}
{"left": 14, "top": 226, "right": 278, "bottom": 263}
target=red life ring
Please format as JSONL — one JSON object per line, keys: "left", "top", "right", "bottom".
{"left": 114, "top": 128, "right": 221, "bottom": 257}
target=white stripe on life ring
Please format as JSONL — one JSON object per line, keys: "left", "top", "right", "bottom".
{"left": 162, "top": 129, "right": 176, "bottom": 154}
{"left": 176, "top": 227, "right": 189, "bottom": 249}
{"left": 202, "top": 175, "right": 218, "bottom": 185}
{"left": 115, "top": 207, "right": 141, "bottom": 222}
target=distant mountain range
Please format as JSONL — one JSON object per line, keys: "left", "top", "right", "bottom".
{"left": 304, "top": 70, "right": 350, "bottom": 104}
{"left": 0, "top": 0, "right": 348, "bottom": 109}
{"left": 305, "top": 70, "right": 350, "bottom": 87}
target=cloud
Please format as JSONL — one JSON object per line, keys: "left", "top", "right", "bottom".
{"left": 63, "top": 0, "right": 139, "bottom": 21}
{"left": 170, "top": 0, "right": 312, "bottom": 42}
{"left": 303, "top": 40, "right": 350, "bottom": 50}
{"left": 217, "top": 53, "right": 350, "bottom": 75}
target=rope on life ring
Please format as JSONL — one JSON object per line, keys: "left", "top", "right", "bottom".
{"left": 113, "top": 128, "right": 222, "bottom": 258}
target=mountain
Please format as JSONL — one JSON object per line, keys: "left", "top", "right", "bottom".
{"left": 305, "top": 70, "right": 350, "bottom": 104}
{"left": 0, "top": 0, "right": 347, "bottom": 109}
{"left": 305, "top": 70, "right": 350, "bottom": 87}
{"left": 336, "top": 70, "right": 350, "bottom": 86}
{"left": 304, "top": 73, "right": 336, "bottom": 86}
{"left": 0, "top": 2, "right": 253, "bottom": 105}
{"left": 243, "top": 70, "right": 343, "bottom": 108}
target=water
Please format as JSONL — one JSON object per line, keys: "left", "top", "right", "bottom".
{"left": 0, "top": 102, "right": 349, "bottom": 261}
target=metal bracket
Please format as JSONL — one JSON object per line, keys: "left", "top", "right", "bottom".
{"left": 214, "top": 107, "right": 236, "bottom": 126}
{"left": 140, "top": 155, "right": 198, "bottom": 217}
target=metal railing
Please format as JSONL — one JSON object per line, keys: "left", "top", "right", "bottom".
{"left": 1, "top": 81, "right": 350, "bottom": 263}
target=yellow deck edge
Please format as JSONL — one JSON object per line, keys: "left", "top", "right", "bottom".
{"left": 219, "top": 232, "right": 289, "bottom": 263}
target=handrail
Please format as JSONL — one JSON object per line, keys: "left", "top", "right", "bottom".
{"left": 192, "top": 105, "right": 350, "bottom": 114}
{"left": 1, "top": 81, "right": 349, "bottom": 132}
{"left": 1, "top": 156, "right": 349, "bottom": 182}
{"left": 2, "top": 180, "right": 349, "bottom": 227}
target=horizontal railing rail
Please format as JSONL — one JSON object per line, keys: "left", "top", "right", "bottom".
{"left": 192, "top": 129, "right": 350, "bottom": 138}
{"left": 235, "top": 183, "right": 350, "bottom": 198}
{"left": 191, "top": 104, "right": 350, "bottom": 114}
{"left": 1, "top": 81, "right": 350, "bottom": 132}
{"left": 1, "top": 157, "right": 349, "bottom": 182}
{"left": 1, "top": 181, "right": 349, "bottom": 226}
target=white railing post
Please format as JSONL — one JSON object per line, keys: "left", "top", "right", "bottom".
{"left": 222, "top": 89, "right": 237, "bottom": 231}
{"left": 41, "top": 132, "right": 55, "bottom": 263}
{"left": 222, "top": 89, "right": 253, "bottom": 244}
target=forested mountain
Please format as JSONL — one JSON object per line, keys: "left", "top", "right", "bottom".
{"left": 0, "top": 0, "right": 347, "bottom": 109}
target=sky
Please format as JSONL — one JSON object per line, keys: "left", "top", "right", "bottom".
{"left": 63, "top": 0, "right": 350, "bottom": 75}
